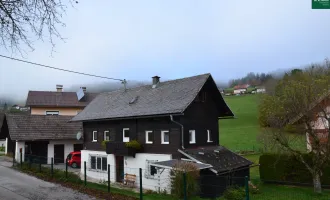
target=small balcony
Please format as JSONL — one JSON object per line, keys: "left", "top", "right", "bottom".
{"left": 105, "top": 141, "right": 141, "bottom": 157}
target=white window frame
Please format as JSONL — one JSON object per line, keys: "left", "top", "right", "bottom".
{"left": 45, "top": 111, "right": 59, "bottom": 115}
{"left": 161, "top": 130, "right": 169, "bottom": 144}
{"left": 104, "top": 131, "right": 110, "bottom": 141}
{"left": 92, "top": 131, "right": 97, "bottom": 142}
{"left": 189, "top": 130, "right": 196, "bottom": 144}
{"left": 89, "top": 155, "right": 107, "bottom": 172}
{"left": 123, "top": 128, "right": 130, "bottom": 142}
{"left": 207, "top": 130, "right": 213, "bottom": 143}
{"left": 145, "top": 130, "right": 153, "bottom": 144}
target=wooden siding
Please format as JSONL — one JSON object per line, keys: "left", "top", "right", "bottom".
{"left": 181, "top": 77, "right": 221, "bottom": 148}
{"left": 83, "top": 117, "right": 181, "bottom": 158}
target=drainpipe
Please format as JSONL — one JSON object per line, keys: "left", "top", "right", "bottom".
{"left": 170, "top": 115, "right": 185, "bottom": 149}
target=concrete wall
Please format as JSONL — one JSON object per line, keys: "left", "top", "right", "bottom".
{"left": 31, "top": 107, "right": 83, "bottom": 116}
{"left": 125, "top": 153, "right": 172, "bottom": 192}
{"left": 81, "top": 151, "right": 172, "bottom": 192}
{"left": 47, "top": 140, "right": 83, "bottom": 164}
{"left": 15, "top": 141, "right": 25, "bottom": 162}
{"left": 81, "top": 150, "right": 116, "bottom": 183}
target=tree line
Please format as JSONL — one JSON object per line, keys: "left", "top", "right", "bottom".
{"left": 228, "top": 72, "right": 274, "bottom": 88}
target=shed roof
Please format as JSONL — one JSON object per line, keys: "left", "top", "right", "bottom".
{"left": 179, "top": 146, "right": 253, "bottom": 173}
{"left": 5, "top": 114, "right": 82, "bottom": 140}
{"left": 72, "top": 74, "right": 234, "bottom": 122}
{"left": 150, "top": 159, "right": 212, "bottom": 170}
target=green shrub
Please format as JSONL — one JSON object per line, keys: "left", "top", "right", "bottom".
{"left": 170, "top": 162, "right": 200, "bottom": 199}
{"left": 125, "top": 140, "right": 142, "bottom": 150}
{"left": 101, "top": 140, "right": 109, "bottom": 150}
{"left": 223, "top": 186, "right": 245, "bottom": 200}
{"left": 0, "top": 146, "right": 5, "bottom": 151}
{"left": 259, "top": 153, "right": 330, "bottom": 186}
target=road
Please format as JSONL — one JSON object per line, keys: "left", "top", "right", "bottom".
{"left": 0, "top": 164, "right": 96, "bottom": 200}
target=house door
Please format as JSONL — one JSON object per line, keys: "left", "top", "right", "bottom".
{"left": 54, "top": 144, "right": 64, "bottom": 164}
{"left": 73, "top": 144, "right": 83, "bottom": 152}
{"left": 116, "top": 156, "right": 124, "bottom": 183}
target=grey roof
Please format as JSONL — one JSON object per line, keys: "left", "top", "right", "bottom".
{"left": 179, "top": 146, "right": 253, "bottom": 173}
{"left": 5, "top": 114, "right": 82, "bottom": 140}
{"left": 26, "top": 91, "right": 98, "bottom": 108}
{"left": 150, "top": 159, "right": 212, "bottom": 170}
{"left": 72, "top": 74, "right": 234, "bottom": 121}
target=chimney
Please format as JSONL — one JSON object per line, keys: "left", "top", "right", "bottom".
{"left": 80, "top": 87, "right": 87, "bottom": 92}
{"left": 56, "top": 84, "right": 63, "bottom": 92}
{"left": 152, "top": 76, "right": 160, "bottom": 87}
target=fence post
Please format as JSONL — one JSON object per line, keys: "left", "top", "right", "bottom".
{"left": 84, "top": 161, "right": 87, "bottom": 186}
{"left": 183, "top": 172, "right": 187, "bottom": 200}
{"left": 12, "top": 154, "right": 15, "bottom": 167}
{"left": 65, "top": 160, "right": 68, "bottom": 178}
{"left": 39, "top": 159, "right": 41, "bottom": 172}
{"left": 20, "top": 151, "right": 22, "bottom": 168}
{"left": 108, "top": 164, "right": 110, "bottom": 193}
{"left": 51, "top": 157, "right": 54, "bottom": 178}
{"left": 245, "top": 176, "right": 250, "bottom": 200}
{"left": 139, "top": 168, "right": 143, "bottom": 200}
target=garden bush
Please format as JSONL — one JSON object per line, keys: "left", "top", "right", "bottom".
{"left": 170, "top": 162, "right": 200, "bottom": 199}
{"left": 223, "top": 186, "right": 245, "bottom": 200}
{"left": 259, "top": 154, "right": 330, "bottom": 186}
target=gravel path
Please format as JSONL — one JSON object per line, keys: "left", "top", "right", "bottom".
{"left": 0, "top": 164, "right": 97, "bottom": 200}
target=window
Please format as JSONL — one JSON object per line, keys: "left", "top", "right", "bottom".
{"left": 104, "top": 131, "right": 110, "bottom": 141}
{"left": 90, "top": 155, "right": 107, "bottom": 171}
{"left": 161, "top": 130, "right": 169, "bottom": 144}
{"left": 145, "top": 131, "right": 153, "bottom": 144}
{"left": 92, "top": 131, "right": 97, "bottom": 142}
{"left": 144, "top": 160, "right": 158, "bottom": 179}
{"left": 123, "top": 128, "right": 130, "bottom": 142}
{"left": 189, "top": 130, "right": 196, "bottom": 144}
{"left": 46, "top": 111, "right": 59, "bottom": 115}
{"left": 207, "top": 130, "right": 213, "bottom": 142}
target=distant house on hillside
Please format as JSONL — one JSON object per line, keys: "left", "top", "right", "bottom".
{"left": 256, "top": 86, "right": 266, "bottom": 93}
{"left": 233, "top": 84, "right": 250, "bottom": 94}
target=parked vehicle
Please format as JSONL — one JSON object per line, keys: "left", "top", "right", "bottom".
{"left": 66, "top": 151, "right": 81, "bottom": 168}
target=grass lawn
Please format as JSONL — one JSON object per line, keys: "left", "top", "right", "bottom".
{"left": 219, "top": 94, "right": 261, "bottom": 151}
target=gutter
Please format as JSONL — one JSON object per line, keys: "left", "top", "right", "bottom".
{"left": 170, "top": 115, "right": 185, "bottom": 149}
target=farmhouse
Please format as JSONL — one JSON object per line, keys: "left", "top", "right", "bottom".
{"left": 0, "top": 85, "right": 97, "bottom": 164}
{"left": 289, "top": 90, "right": 330, "bottom": 151}
{"left": 233, "top": 84, "right": 250, "bottom": 94}
{"left": 71, "top": 74, "right": 253, "bottom": 198}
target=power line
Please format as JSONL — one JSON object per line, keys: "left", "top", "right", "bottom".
{"left": 0, "top": 54, "right": 124, "bottom": 82}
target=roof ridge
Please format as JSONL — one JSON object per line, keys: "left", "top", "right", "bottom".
{"left": 102, "top": 73, "right": 211, "bottom": 95}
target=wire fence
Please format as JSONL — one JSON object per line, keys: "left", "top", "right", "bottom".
{"left": 7, "top": 153, "right": 330, "bottom": 200}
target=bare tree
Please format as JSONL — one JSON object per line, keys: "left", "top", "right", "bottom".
{"left": 0, "top": 0, "right": 77, "bottom": 53}
{"left": 259, "top": 62, "right": 330, "bottom": 193}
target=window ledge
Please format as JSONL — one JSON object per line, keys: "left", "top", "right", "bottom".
{"left": 88, "top": 169, "right": 107, "bottom": 173}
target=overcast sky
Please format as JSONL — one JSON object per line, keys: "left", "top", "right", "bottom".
{"left": 1, "top": 0, "right": 330, "bottom": 100}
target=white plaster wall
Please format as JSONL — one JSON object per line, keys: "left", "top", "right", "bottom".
{"left": 15, "top": 141, "right": 25, "bottom": 162}
{"left": 4, "top": 138, "right": 8, "bottom": 154}
{"left": 81, "top": 150, "right": 116, "bottom": 183}
{"left": 125, "top": 153, "right": 172, "bottom": 193}
{"left": 47, "top": 140, "right": 83, "bottom": 164}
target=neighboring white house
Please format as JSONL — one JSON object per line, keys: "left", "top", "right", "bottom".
{"left": 256, "top": 87, "right": 266, "bottom": 93}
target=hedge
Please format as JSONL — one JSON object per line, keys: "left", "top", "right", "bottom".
{"left": 259, "top": 154, "right": 330, "bottom": 186}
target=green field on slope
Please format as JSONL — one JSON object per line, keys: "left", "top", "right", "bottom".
{"left": 219, "top": 94, "right": 261, "bottom": 151}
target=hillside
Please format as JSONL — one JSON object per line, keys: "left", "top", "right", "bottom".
{"left": 219, "top": 94, "right": 261, "bottom": 151}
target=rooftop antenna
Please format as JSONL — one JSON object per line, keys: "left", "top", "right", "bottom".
{"left": 122, "top": 79, "right": 127, "bottom": 91}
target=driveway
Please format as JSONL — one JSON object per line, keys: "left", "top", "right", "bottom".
{"left": 0, "top": 165, "right": 96, "bottom": 200}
